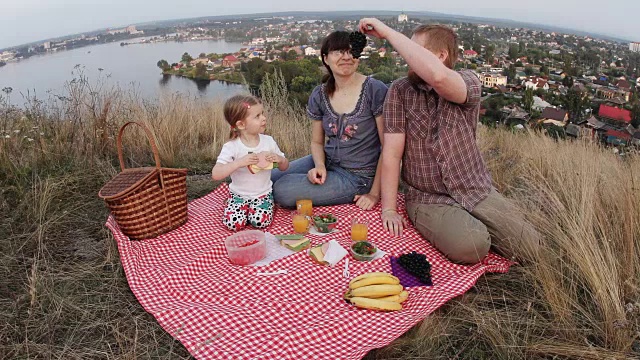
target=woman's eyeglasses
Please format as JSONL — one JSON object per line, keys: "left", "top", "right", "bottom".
{"left": 328, "top": 49, "right": 353, "bottom": 58}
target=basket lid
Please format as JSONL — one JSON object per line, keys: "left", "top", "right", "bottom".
{"left": 98, "top": 168, "right": 157, "bottom": 199}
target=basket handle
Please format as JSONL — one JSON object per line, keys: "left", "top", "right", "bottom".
{"left": 117, "top": 122, "right": 162, "bottom": 172}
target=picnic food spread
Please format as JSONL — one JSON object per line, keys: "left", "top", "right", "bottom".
{"left": 228, "top": 200, "right": 417, "bottom": 312}
{"left": 344, "top": 272, "right": 408, "bottom": 312}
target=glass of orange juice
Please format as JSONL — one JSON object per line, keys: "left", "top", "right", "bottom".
{"left": 292, "top": 211, "right": 310, "bottom": 234}
{"left": 351, "top": 218, "right": 369, "bottom": 242}
{"left": 296, "top": 199, "right": 313, "bottom": 217}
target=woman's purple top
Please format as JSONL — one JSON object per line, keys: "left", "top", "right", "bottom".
{"left": 306, "top": 76, "right": 388, "bottom": 173}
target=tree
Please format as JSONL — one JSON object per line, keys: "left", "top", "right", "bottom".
{"left": 508, "top": 45, "right": 519, "bottom": 60}
{"left": 181, "top": 52, "right": 193, "bottom": 65}
{"left": 632, "top": 104, "right": 640, "bottom": 128}
{"left": 562, "top": 76, "right": 574, "bottom": 88}
{"left": 298, "top": 32, "right": 309, "bottom": 46}
{"left": 564, "top": 55, "right": 576, "bottom": 76}
{"left": 156, "top": 59, "right": 170, "bottom": 71}
{"left": 365, "top": 52, "right": 383, "bottom": 71}
{"left": 563, "top": 88, "right": 588, "bottom": 123}
{"left": 523, "top": 88, "right": 534, "bottom": 112}
{"left": 199, "top": 52, "right": 207, "bottom": 59}
{"left": 518, "top": 41, "right": 526, "bottom": 55}
{"left": 540, "top": 64, "right": 548, "bottom": 76}
{"left": 281, "top": 49, "right": 298, "bottom": 61}
{"left": 485, "top": 44, "right": 495, "bottom": 64}
{"left": 194, "top": 63, "right": 208, "bottom": 79}
{"left": 472, "top": 40, "right": 482, "bottom": 55}
{"left": 505, "top": 65, "right": 517, "bottom": 84}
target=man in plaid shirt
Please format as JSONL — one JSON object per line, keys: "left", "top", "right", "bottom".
{"left": 359, "top": 18, "right": 540, "bottom": 264}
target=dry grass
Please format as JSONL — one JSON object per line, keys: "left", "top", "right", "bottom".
{"left": 1, "top": 73, "right": 639, "bottom": 359}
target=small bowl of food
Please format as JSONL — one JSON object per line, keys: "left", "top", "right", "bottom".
{"left": 225, "top": 230, "right": 266, "bottom": 265}
{"left": 312, "top": 213, "right": 338, "bottom": 233}
{"left": 350, "top": 241, "right": 377, "bottom": 261}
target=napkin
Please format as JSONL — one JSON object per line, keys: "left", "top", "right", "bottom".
{"left": 320, "top": 240, "right": 348, "bottom": 267}
{"left": 370, "top": 248, "right": 387, "bottom": 261}
{"left": 251, "top": 232, "right": 295, "bottom": 267}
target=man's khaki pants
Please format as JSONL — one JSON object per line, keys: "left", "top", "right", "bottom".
{"left": 406, "top": 189, "right": 541, "bottom": 264}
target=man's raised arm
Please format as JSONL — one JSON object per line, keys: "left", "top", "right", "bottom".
{"left": 359, "top": 18, "right": 469, "bottom": 105}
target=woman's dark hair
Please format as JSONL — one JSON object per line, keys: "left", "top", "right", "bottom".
{"left": 320, "top": 31, "right": 351, "bottom": 97}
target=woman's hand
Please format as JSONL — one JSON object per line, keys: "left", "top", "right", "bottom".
{"left": 381, "top": 209, "right": 407, "bottom": 237}
{"left": 354, "top": 193, "right": 379, "bottom": 210}
{"left": 307, "top": 167, "right": 326, "bottom": 184}
{"left": 358, "top": 18, "right": 392, "bottom": 40}
{"left": 238, "top": 153, "right": 259, "bottom": 167}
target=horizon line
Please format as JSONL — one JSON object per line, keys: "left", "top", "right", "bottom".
{"left": 0, "top": 9, "right": 634, "bottom": 51}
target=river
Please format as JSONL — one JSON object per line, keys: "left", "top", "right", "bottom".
{"left": 0, "top": 39, "right": 247, "bottom": 103}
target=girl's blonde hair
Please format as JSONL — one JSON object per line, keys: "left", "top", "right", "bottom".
{"left": 223, "top": 94, "right": 262, "bottom": 139}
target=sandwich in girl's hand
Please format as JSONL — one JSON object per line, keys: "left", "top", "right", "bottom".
{"left": 248, "top": 152, "right": 279, "bottom": 174}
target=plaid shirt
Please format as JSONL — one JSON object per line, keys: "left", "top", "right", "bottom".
{"left": 383, "top": 70, "right": 492, "bottom": 212}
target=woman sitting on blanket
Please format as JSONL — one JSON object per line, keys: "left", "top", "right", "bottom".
{"left": 212, "top": 94, "right": 290, "bottom": 231}
{"left": 271, "top": 31, "right": 388, "bottom": 210}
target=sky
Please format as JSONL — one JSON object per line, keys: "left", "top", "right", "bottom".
{"left": 1, "top": 0, "right": 638, "bottom": 49}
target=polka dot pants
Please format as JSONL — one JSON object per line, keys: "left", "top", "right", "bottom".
{"left": 223, "top": 191, "right": 274, "bottom": 232}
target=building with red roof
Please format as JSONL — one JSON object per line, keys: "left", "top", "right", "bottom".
{"left": 605, "top": 129, "right": 631, "bottom": 145}
{"left": 598, "top": 104, "right": 632, "bottom": 123}
{"left": 222, "top": 55, "right": 240, "bottom": 67}
{"left": 463, "top": 49, "right": 478, "bottom": 59}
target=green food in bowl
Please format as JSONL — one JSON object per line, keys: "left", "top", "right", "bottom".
{"left": 351, "top": 241, "right": 377, "bottom": 261}
{"left": 312, "top": 213, "right": 337, "bottom": 233}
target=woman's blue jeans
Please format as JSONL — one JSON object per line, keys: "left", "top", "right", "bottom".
{"left": 271, "top": 155, "right": 373, "bottom": 208}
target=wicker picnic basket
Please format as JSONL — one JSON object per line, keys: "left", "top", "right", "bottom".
{"left": 98, "top": 122, "right": 188, "bottom": 240}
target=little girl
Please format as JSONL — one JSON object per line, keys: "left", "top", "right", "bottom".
{"left": 212, "top": 94, "right": 289, "bottom": 231}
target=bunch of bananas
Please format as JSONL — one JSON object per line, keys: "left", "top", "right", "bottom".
{"left": 344, "top": 272, "right": 408, "bottom": 312}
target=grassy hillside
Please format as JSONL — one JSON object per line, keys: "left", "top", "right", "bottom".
{"left": 1, "top": 73, "right": 638, "bottom": 359}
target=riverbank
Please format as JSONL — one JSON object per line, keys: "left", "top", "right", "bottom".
{"left": 121, "top": 35, "right": 227, "bottom": 46}
{"left": 161, "top": 68, "right": 245, "bottom": 84}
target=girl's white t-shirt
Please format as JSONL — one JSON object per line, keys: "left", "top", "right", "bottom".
{"left": 216, "top": 134, "right": 285, "bottom": 198}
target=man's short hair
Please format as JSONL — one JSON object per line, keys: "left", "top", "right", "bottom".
{"left": 412, "top": 24, "right": 459, "bottom": 69}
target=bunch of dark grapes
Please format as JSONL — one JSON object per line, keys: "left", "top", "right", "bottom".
{"left": 398, "top": 251, "right": 432, "bottom": 284}
{"left": 349, "top": 32, "right": 367, "bottom": 59}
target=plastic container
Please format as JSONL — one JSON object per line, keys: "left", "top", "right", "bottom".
{"left": 225, "top": 230, "right": 266, "bottom": 265}
{"left": 350, "top": 241, "right": 377, "bottom": 262}
{"left": 312, "top": 213, "right": 338, "bottom": 233}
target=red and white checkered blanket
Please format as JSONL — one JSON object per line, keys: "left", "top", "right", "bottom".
{"left": 107, "top": 183, "right": 511, "bottom": 359}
